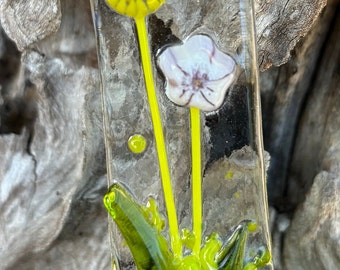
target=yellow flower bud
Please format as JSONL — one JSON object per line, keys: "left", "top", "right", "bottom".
{"left": 105, "top": 0, "right": 165, "bottom": 18}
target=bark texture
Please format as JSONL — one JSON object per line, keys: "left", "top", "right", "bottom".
{"left": 283, "top": 8, "right": 340, "bottom": 269}
{"left": 0, "top": 0, "right": 61, "bottom": 51}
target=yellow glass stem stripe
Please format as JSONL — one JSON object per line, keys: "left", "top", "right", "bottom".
{"left": 134, "top": 17, "right": 182, "bottom": 257}
{"left": 190, "top": 107, "right": 202, "bottom": 255}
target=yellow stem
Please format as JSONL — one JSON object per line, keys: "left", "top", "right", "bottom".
{"left": 134, "top": 17, "right": 182, "bottom": 257}
{"left": 190, "top": 107, "right": 202, "bottom": 255}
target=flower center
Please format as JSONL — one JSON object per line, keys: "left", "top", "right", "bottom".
{"left": 193, "top": 79, "right": 203, "bottom": 89}
{"left": 189, "top": 70, "right": 208, "bottom": 92}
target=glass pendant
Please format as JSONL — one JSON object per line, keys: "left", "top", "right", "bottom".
{"left": 90, "top": 0, "right": 273, "bottom": 269}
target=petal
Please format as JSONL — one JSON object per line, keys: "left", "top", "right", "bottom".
{"left": 184, "top": 35, "right": 236, "bottom": 80}
{"left": 165, "top": 84, "right": 190, "bottom": 107}
{"left": 209, "top": 49, "right": 236, "bottom": 80}
{"left": 160, "top": 35, "right": 214, "bottom": 73}
{"left": 203, "top": 72, "right": 236, "bottom": 111}
{"left": 185, "top": 72, "right": 236, "bottom": 112}
{"left": 158, "top": 47, "right": 189, "bottom": 86}
{"left": 189, "top": 91, "right": 217, "bottom": 111}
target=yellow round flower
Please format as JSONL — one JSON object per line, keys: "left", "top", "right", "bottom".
{"left": 105, "top": 0, "right": 165, "bottom": 18}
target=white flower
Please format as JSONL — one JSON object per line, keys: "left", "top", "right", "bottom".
{"left": 158, "top": 34, "right": 236, "bottom": 112}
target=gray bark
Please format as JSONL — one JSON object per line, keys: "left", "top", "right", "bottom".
{"left": 283, "top": 8, "right": 340, "bottom": 269}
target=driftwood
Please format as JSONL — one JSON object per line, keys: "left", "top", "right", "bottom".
{"left": 283, "top": 6, "right": 340, "bottom": 269}
{"left": 261, "top": 0, "right": 339, "bottom": 268}
{"left": 0, "top": 0, "right": 61, "bottom": 51}
{"left": 0, "top": 0, "right": 338, "bottom": 269}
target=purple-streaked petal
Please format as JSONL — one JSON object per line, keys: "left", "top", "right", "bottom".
{"left": 165, "top": 84, "right": 189, "bottom": 107}
{"left": 203, "top": 72, "right": 236, "bottom": 110}
{"left": 158, "top": 47, "right": 188, "bottom": 86}
{"left": 209, "top": 49, "right": 236, "bottom": 80}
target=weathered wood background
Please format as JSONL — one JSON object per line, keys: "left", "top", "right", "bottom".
{"left": 0, "top": 0, "right": 339, "bottom": 269}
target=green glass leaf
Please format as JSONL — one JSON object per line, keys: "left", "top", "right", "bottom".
{"left": 103, "top": 184, "right": 177, "bottom": 270}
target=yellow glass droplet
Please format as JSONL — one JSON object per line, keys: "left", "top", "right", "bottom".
{"left": 247, "top": 221, "right": 258, "bottom": 232}
{"left": 128, "top": 134, "right": 147, "bottom": 153}
{"left": 233, "top": 192, "right": 240, "bottom": 199}
{"left": 225, "top": 170, "right": 234, "bottom": 179}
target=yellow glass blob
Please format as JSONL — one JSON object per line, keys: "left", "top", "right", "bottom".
{"left": 128, "top": 134, "right": 147, "bottom": 154}
{"left": 247, "top": 221, "right": 258, "bottom": 233}
{"left": 225, "top": 171, "right": 234, "bottom": 179}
